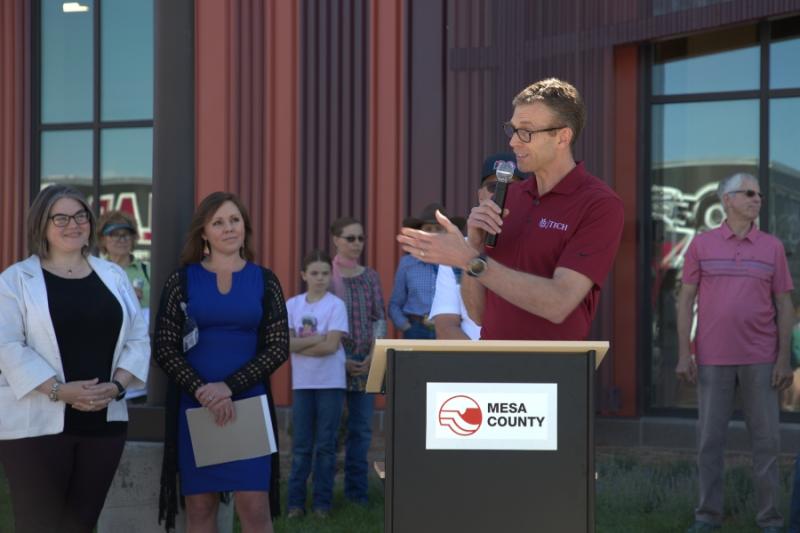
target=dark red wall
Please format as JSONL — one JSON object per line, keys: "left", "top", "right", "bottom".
{"left": 0, "top": 0, "right": 29, "bottom": 268}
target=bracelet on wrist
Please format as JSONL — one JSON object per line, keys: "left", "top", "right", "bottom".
{"left": 48, "top": 381, "right": 61, "bottom": 402}
{"left": 111, "top": 379, "right": 126, "bottom": 401}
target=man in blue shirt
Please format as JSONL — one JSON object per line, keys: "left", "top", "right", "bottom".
{"left": 389, "top": 203, "right": 454, "bottom": 339}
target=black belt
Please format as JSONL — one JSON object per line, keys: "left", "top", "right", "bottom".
{"left": 407, "top": 314, "right": 434, "bottom": 329}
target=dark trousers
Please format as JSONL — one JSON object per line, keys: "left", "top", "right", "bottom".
{"left": 0, "top": 431, "right": 126, "bottom": 533}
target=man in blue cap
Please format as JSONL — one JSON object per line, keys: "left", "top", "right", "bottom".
{"left": 429, "top": 153, "right": 527, "bottom": 340}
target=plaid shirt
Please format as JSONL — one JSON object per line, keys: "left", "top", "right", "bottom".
{"left": 340, "top": 267, "right": 386, "bottom": 391}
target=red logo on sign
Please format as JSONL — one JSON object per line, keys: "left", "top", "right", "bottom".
{"left": 438, "top": 395, "right": 483, "bottom": 436}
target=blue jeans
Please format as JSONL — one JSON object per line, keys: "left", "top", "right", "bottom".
{"left": 344, "top": 390, "right": 374, "bottom": 504}
{"left": 288, "top": 388, "right": 345, "bottom": 512}
{"left": 403, "top": 320, "right": 436, "bottom": 340}
{"left": 790, "top": 454, "right": 800, "bottom": 533}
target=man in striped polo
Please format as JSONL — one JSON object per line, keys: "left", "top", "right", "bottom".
{"left": 676, "top": 173, "right": 795, "bottom": 533}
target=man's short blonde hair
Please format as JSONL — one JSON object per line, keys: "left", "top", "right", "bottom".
{"left": 512, "top": 78, "right": 585, "bottom": 147}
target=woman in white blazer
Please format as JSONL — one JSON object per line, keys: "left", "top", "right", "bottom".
{"left": 0, "top": 185, "right": 150, "bottom": 533}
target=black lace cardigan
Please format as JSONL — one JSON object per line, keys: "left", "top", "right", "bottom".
{"left": 153, "top": 265, "right": 289, "bottom": 531}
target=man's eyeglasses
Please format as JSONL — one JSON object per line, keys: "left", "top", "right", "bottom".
{"left": 342, "top": 235, "right": 365, "bottom": 243}
{"left": 503, "top": 122, "right": 565, "bottom": 143}
{"left": 728, "top": 189, "right": 764, "bottom": 199}
{"left": 49, "top": 210, "right": 90, "bottom": 227}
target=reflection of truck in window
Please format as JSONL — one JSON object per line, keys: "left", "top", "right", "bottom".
{"left": 652, "top": 181, "right": 721, "bottom": 278}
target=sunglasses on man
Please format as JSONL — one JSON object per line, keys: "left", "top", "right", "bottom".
{"left": 728, "top": 189, "right": 764, "bottom": 199}
{"left": 341, "top": 235, "right": 365, "bottom": 243}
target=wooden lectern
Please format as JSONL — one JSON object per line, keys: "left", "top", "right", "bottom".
{"left": 367, "top": 339, "right": 608, "bottom": 533}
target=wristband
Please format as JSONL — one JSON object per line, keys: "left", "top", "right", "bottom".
{"left": 111, "top": 379, "right": 126, "bottom": 401}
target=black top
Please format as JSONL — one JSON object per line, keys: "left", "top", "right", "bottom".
{"left": 44, "top": 269, "right": 125, "bottom": 436}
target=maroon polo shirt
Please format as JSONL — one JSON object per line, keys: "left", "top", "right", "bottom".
{"left": 482, "top": 162, "right": 624, "bottom": 340}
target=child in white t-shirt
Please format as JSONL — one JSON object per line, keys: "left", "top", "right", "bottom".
{"left": 286, "top": 250, "right": 349, "bottom": 518}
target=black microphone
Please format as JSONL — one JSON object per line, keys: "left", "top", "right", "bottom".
{"left": 485, "top": 160, "right": 515, "bottom": 247}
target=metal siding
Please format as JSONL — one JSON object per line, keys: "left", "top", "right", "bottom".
{"left": 368, "top": 0, "right": 404, "bottom": 332}
{"left": 613, "top": 44, "right": 641, "bottom": 416}
{"left": 440, "top": 0, "right": 800, "bottom": 215}
{"left": 194, "top": 0, "right": 299, "bottom": 406}
{"left": 0, "top": 0, "right": 28, "bottom": 270}
{"left": 300, "top": 0, "right": 370, "bottom": 272}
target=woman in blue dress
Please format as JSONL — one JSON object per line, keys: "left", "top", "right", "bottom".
{"left": 154, "top": 192, "right": 289, "bottom": 532}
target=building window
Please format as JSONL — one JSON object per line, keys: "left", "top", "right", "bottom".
{"left": 34, "top": 0, "right": 154, "bottom": 258}
{"left": 647, "top": 17, "right": 800, "bottom": 412}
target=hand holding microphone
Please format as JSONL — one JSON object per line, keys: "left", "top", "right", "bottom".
{"left": 485, "top": 160, "right": 516, "bottom": 247}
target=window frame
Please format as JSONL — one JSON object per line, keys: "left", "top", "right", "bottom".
{"left": 30, "top": 0, "right": 154, "bottom": 208}
{"left": 643, "top": 18, "right": 800, "bottom": 418}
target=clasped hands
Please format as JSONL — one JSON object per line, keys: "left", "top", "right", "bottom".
{"left": 346, "top": 355, "right": 371, "bottom": 377}
{"left": 196, "top": 382, "right": 235, "bottom": 427}
{"left": 61, "top": 378, "right": 118, "bottom": 412}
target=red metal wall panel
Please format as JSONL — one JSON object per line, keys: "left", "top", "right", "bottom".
{"left": 299, "top": 0, "right": 371, "bottom": 277}
{"left": 299, "top": 0, "right": 403, "bottom": 331}
{"left": 194, "top": 0, "right": 299, "bottom": 406}
{"left": 263, "top": 0, "right": 300, "bottom": 407}
{"left": 0, "top": 0, "right": 29, "bottom": 270}
{"left": 612, "top": 44, "right": 640, "bottom": 417}
{"left": 368, "top": 0, "right": 404, "bottom": 315}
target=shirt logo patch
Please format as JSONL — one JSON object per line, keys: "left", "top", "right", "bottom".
{"left": 538, "top": 218, "right": 569, "bottom": 231}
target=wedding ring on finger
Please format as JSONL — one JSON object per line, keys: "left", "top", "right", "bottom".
{"left": 420, "top": 250, "right": 426, "bottom": 257}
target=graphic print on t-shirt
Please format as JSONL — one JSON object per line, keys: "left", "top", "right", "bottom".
{"left": 298, "top": 315, "right": 318, "bottom": 337}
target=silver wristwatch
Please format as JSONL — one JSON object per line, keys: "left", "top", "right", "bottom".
{"left": 49, "top": 381, "right": 61, "bottom": 402}
{"left": 465, "top": 254, "right": 489, "bottom": 278}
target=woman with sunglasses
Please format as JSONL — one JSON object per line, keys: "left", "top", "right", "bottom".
{"left": 329, "top": 217, "right": 386, "bottom": 506}
{"left": 0, "top": 185, "right": 150, "bottom": 533}
{"left": 97, "top": 210, "right": 150, "bottom": 310}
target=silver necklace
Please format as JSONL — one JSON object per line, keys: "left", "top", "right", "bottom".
{"left": 45, "top": 259, "right": 86, "bottom": 277}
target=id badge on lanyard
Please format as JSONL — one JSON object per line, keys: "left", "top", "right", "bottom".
{"left": 181, "top": 302, "right": 199, "bottom": 352}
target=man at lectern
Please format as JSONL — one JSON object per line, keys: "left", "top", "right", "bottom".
{"left": 397, "top": 78, "right": 624, "bottom": 340}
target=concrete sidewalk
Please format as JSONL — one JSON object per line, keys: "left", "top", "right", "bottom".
{"left": 98, "top": 406, "right": 387, "bottom": 533}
